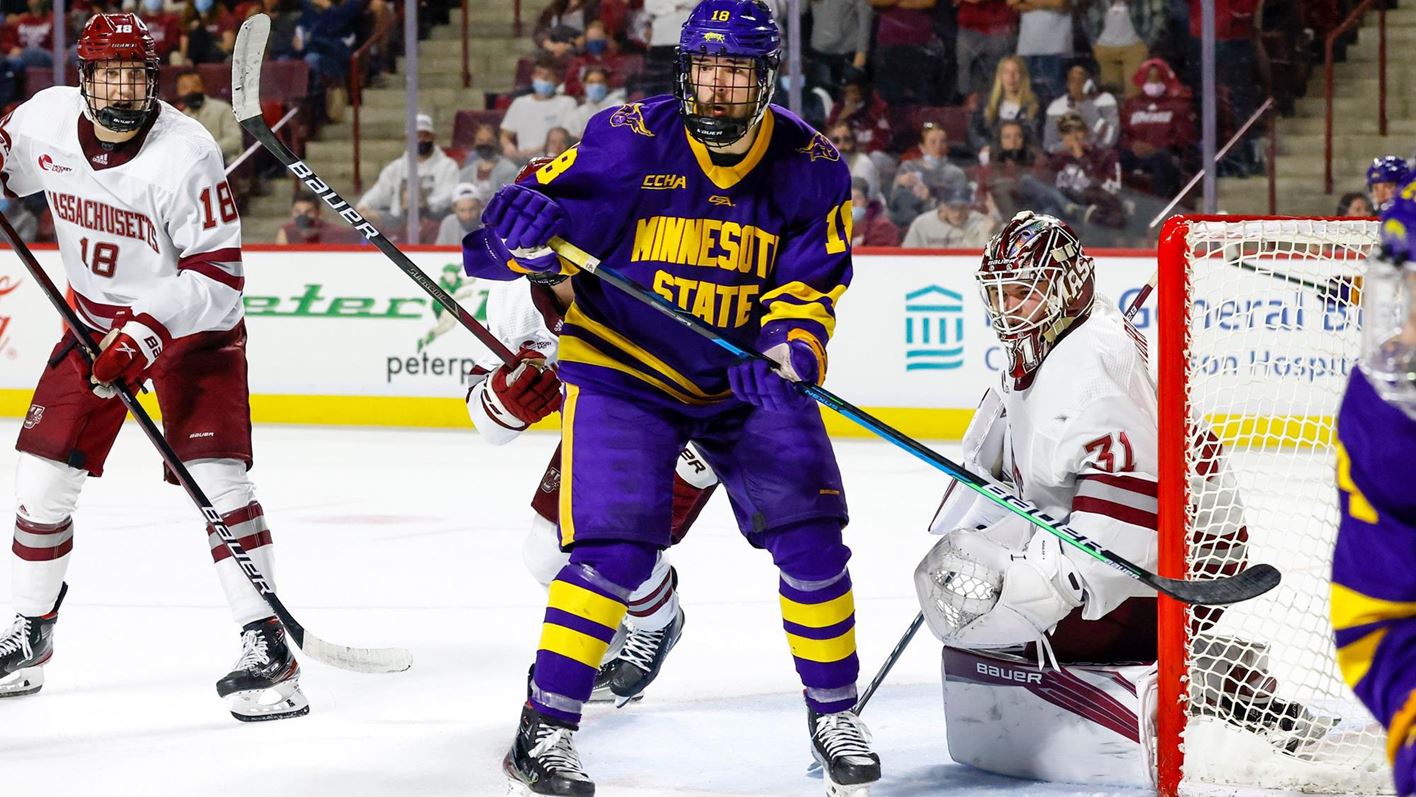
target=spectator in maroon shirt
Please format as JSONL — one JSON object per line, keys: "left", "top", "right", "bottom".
{"left": 1119, "top": 58, "right": 1195, "bottom": 199}
{"left": 1186, "top": 0, "right": 1260, "bottom": 173}
{"left": 851, "top": 178, "right": 901, "bottom": 247}
{"left": 141, "top": 0, "right": 185, "bottom": 63}
{"left": 1016, "top": 111, "right": 1125, "bottom": 228}
{"left": 976, "top": 117, "right": 1050, "bottom": 220}
{"left": 955, "top": 0, "right": 1018, "bottom": 102}
{"left": 563, "top": 21, "right": 628, "bottom": 97}
{"left": 826, "top": 77, "right": 895, "bottom": 182}
{"left": 0, "top": 0, "right": 52, "bottom": 108}
{"left": 870, "top": 0, "right": 946, "bottom": 105}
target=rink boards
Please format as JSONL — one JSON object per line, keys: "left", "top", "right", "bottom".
{"left": 0, "top": 245, "right": 1159, "bottom": 439}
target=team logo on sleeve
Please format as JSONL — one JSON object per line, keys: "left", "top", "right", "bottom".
{"left": 797, "top": 133, "right": 840, "bottom": 163}
{"left": 23, "top": 404, "right": 43, "bottom": 430}
{"left": 609, "top": 103, "right": 655, "bottom": 137}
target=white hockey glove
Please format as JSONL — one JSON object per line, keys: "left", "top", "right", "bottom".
{"left": 915, "top": 527, "right": 1085, "bottom": 650}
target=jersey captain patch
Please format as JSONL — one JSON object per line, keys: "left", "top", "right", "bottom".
{"left": 609, "top": 103, "right": 654, "bottom": 137}
{"left": 797, "top": 132, "right": 840, "bottom": 163}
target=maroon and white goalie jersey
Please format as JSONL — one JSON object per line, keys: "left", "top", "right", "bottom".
{"left": 0, "top": 87, "right": 243, "bottom": 339}
{"left": 933, "top": 298, "right": 1162, "bottom": 621}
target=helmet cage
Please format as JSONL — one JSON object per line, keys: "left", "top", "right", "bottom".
{"left": 80, "top": 60, "right": 160, "bottom": 133}
{"left": 77, "top": 14, "right": 160, "bottom": 134}
{"left": 674, "top": 50, "right": 778, "bottom": 147}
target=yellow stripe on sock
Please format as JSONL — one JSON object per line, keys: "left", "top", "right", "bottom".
{"left": 547, "top": 580, "right": 628, "bottom": 630}
{"left": 785, "top": 627, "right": 857, "bottom": 664}
{"left": 538, "top": 623, "right": 614, "bottom": 668}
{"left": 780, "top": 590, "right": 855, "bottom": 629}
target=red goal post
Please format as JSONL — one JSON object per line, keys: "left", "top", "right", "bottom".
{"left": 1154, "top": 215, "right": 1387, "bottom": 796}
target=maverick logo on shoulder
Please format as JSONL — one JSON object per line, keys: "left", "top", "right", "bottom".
{"left": 904, "top": 285, "right": 965, "bottom": 371}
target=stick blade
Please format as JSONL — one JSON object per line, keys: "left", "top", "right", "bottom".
{"left": 1152, "top": 563, "right": 1282, "bottom": 606}
{"left": 298, "top": 632, "right": 413, "bottom": 674}
{"left": 232, "top": 14, "right": 270, "bottom": 123}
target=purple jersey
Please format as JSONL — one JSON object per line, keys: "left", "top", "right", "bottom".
{"left": 1332, "top": 369, "right": 1416, "bottom": 792}
{"left": 465, "top": 97, "right": 853, "bottom": 415}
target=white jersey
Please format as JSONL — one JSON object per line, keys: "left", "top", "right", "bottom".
{"left": 465, "top": 278, "right": 564, "bottom": 445}
{"left": 0, "top": 87, "right": 243, "bottom": 339}
{"left": 936, "top": 298, "right": 1161, "bottom": 620}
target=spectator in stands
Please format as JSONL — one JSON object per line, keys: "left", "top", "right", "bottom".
{"left": 1044, "top": 61, "right": 1118, "bottom": 154}
{"left": 502, "top": 57, "right": 580, "bottom": 161}
{"left": 1186, "top": 0, "right": 1260, "bottom": 174}
{"left": 1038, "top": 110, "right": 1126, "bottom": 228}
{"left": 563, "top": 21, "right": 626, "bottom": 97}
{"left": 0, "top": 196, "right": 36, "bottom": 243}
{"left": 1119, "top": 58, "right": 1194, "bottom": 200}
{"left": 976, "top": 117, "right": 1049, "bottom": 219}
{"left": 358, "top": 113, "right": 460, "bottom": 219}
{"left": 141, "top": 0, "right": 184, "bottom": 63}
{"left": 458, "top": 124, "right": 520, "bottom": 195}
{"left": 870, "top": 0, "right": 945, "bottom": 105}
{"left": 0, "top": 0, "right": 52, "bottom": 108}
{"left": 640, "top": 0, "right": 697, "bottom": 96}
{"left": 1337, "top": 192, "right": 1374, "bottom": 218}
{"left": 292, "top": 0, "right": 369, "bottom": 119}
{"left": 536, "top": 0, "right": 596, "bottom": 44}
{"left": 1009, "top": 0, "right": 1072, "bottom": 104}
{"left": 436, "top": 183, "right": 488, "bottom": 245}
{"left": 176, "top": 71, "right": 242, "bottom": 162}
{"left": 903, "top": 183, "right": 999, "bottom": 248}
{"left": 260, "top": 0, "right": 304, "bottom": 61}
{"left": 276, "top": 193, "right": 329, "bottom": 244}
{"left": 180, "top": 0, "right": 237, "bottom": 64}
{"left": 564, "top": 65, "right": 624, "bottom": 137}
{"left": 372, "top": 184, "right": 441, "bottom": 244}
{"left": 777, "top": 69, "right": 831, "bottom": 132}
{"left": 1080, "top": 0, "right": 1166, "bottom": 98}
{"left": 889, "top": 122, "right": 968, "bottom": 228}
{"left": 969, "top": 55, "right": 1042, "bottom": 158}
{"left": 829, "top": 123, "right": 880, "bottom": 200}
{"left": 826, "top": 77, "right": 893, "bottom": 157}
{"left": 804, "top": 0, "right": 871, "bottom": 90}
{"left": 542, "top": 126, "right": 577, "bottom": 158}
{"left": 850, "top": 177, "right": 900, "bottom": 247}
{"left": 955, "top": 0, "right": 1017, "bottom": 103}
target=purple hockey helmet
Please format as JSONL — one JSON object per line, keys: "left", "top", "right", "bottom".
{"left": 674, "top": 0, "right": 781, "bottom": 147}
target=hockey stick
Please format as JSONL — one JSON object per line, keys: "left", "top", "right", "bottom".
{"left": 0, "top": 212, "right": 411, "bottom": 673}
{"left": 231, "top": 14, "right": 517, "bottom": 366}
{"left": 544, "top": 237, "right": 1281, "bottom": 606}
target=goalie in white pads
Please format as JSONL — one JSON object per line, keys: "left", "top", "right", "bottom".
{"left": 913, "top": 212, "right": 1330, "bottom": 787}
{"left": 463, "top": 263, "right": 717, "bottom": 705}
{"left": 0, "top": 14, "right": 305, "bottom": 722}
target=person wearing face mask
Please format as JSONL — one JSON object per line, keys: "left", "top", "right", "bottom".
{"left": 139, "top": 0, "right": 183, "bottom": 62}
{"left": 903, "top": 182, "right": 1000, "bottom": 248}
{"left": 563, "top": 65, "right": 625, "bottom": 138}
{"left": 276, "top": 193, "right": 327, "bottom": 244}
{"left": 849, "top": 177, "right": 900, "bottom": 247}
{"left": 175, "top": 70, "right": 240, "bottom": 161}
{"left": 501, "top": 57, "right": 580, "bottom": 162}
{"left": 828, "top": 123, "right": 878, "bottom": 201}
{"left": 1118, "top": 58, "right": 1195, "bottom": 200}
{"left": 458, "top": 123, "right": 521, "bottom": 195}
{"left": 435, "top": 182, "right": 489, "bottom": 245}
{"left": 563, "top": 21, "right": 626, "bottom": 97}
{"left": 889, "top": 122, "right": 968, "bottom": 229}
{"left": 356, "top": 112, "right": 460, "bottom": 221}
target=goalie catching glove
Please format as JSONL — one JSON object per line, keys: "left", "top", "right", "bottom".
{"left": 474, "top": 346, "right": 562, "bottom": 428}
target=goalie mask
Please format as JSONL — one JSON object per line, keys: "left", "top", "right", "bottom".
{"left": 674, "top": 0, "right": 780, "bottom": 148}
{"left": 978, "top": 212, "right": 1096, "bottom": 387}
{"left": 77, "top": 14, "right": 160, "bottom": 135}
{"left": 1359, "top": 178, "right": 1416, "bottom": 417}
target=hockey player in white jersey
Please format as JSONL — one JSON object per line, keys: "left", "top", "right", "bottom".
{"left": 913, "top": 212, "right": 1327, "bottom": 786}
{"left": 463, "top": 263, "right": 717, "bottom": 705}
{"left": 0, "top": 14, "right": 306, "bottom": 722}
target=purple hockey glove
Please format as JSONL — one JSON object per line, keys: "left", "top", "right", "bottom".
{"left": 728, "top": 340, "right": 820, "bottom": 412}
{"left": 482, "top": 182, "right": 567, "bottom": 255}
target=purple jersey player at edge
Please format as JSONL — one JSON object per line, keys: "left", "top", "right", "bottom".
{"left": 464, "top": 1, "right": 881, "bottom": 794}
{"left": 1332, "top": 178, "right": 1416, "bottom": 797}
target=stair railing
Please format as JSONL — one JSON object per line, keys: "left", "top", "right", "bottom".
{"left": 1148, "top": 97, "right": 1277, "bottom": 228}
{"left": 1325, "top": 0, "right": 1386, "bottom": 194}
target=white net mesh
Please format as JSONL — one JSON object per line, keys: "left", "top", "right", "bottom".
{"left": 1176, "top": 219, "right": 1390, "bottom": 794}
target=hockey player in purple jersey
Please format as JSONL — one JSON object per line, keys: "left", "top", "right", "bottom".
{"left": 466, "top": 0, "right": 880, "bottom": 794}
{"left": 1332, "top": 178, "right": 1416, "bottom": 797}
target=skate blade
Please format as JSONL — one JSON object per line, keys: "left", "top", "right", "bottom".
{"left": 0, "top": 666, "right": 43, "bottom": 698}
{"left": 612, "top": 692, "right": 645, "bottom": 709}
{"left": 226, "top": 680, "right": 309, "bottom": 722}
{"left": 824, "top": 774, "right": 872, "bottom": 797}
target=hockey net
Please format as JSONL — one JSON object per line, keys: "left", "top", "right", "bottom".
{"left": 1155, "top": 216, "right": 1389, "bottom": 796}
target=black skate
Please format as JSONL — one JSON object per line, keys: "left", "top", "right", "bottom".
{"left": 215, "top": 617, "right": 309, "bottom": 722}
{"left": 504, "top": 704, "right": 595, "bottom": 796}
{"left": 595, "top": 607, "right": 685, "bottom": 708}
{"left": 1199, "top": 692, "right": 1337, "bottom": 756}
{"left": 808, "top": 706, "right": 881, "bottom": 797}
{"left": 0, "top": 583, "right": 66, "bottom": 698}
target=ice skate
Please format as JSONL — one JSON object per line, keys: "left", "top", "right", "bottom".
{"left": 504, "top": 704, "right": 595, "bottom": 796}
{"left": 808, "top": 706, "right": 880, "bottom": 797}
{"left": 0, "top": 583, "right": 66, "bottom": 698}
{"left": 597, "top": 607, "right": 684, "bottom": 708}
{"left": 1199, "top": 691, "right": 1338, "bottom": 757}
{"left": 215, "top": 617, "right": 308, "bottom": 722}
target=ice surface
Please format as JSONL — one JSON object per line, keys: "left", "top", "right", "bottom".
{"left": 0, "top": 420, "right": 1153, "bottom": 797}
